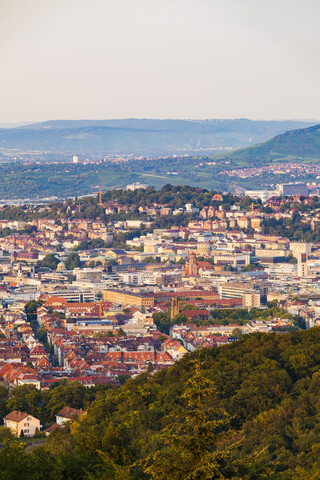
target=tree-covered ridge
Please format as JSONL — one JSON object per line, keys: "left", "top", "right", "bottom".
{"left": 0, "top": 184, "right": 240, "bottom": 221}
{"left": 4, "top": 184, "right": 320, "bottom": 243}
{"left": 215, "top": 123, "right": 320, "bottom": 163}
{"left": 2, "top": 329, "right": 320, "bottom": 478}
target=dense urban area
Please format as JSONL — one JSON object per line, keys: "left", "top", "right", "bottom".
{"left": 1, "top": 181, "right": 320, "bottom": 478}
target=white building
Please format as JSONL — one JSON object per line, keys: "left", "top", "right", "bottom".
{"left": 4, "top": 411, "right": 41, "bottom": 437}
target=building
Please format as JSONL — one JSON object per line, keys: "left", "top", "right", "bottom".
{"left": 218, "top": 282, "right": 261, "bottom": 308}
{"left": 297, "top": 253, "right": 308, "bottom": 277}
{"left": 197, "top": 243, "right": 211, "bottom": 257}
{"left": 74, "top": 268, "right": 102, "bottom": 283}
{"left": 289, "top": 242, "right": 312, "bottom": 258}
{"left": 153, "top": 290, "right": 219, "bottom": 302}
{"left": 276, "top": 183, "right": 308, "bottom": 196}
{"left": 126, "top": 182, "right": 150, "bottom": 191}
{"left": 56, "top": 407, "right": 85, "bottom": 425}
{"left": 44, "top": 290, "right": 95, "bottom": 303}
{"left": 3, "top": 411, "right": 41, "bottom": 437}
{"left": 251, "top": 217, "right": 263, "bottom": 230}
{"left": 237, "top": 216, "right": 251, "bottom": 229}
{"left": 102, "top": 289, "right": 154, "bottom": 308}
{"left": 242, "top": 291, "right": 261, "bottom": 308}
{"left": 171, "top": 297, "right": 179, "bottom": 320}
{"left": 73, "top": 155, "right": 78, "bottom": 164}
{"left": 213, "top": 252, "right": 250, "bottom": 270}
{"left": 245, "top": 190, "right": 270, "bottom": 202}
{"left": 255, "top": 248, "right": 289, "bottom": 259}
{"left": 185, "top": 251, "right": 198, "bottom": 276}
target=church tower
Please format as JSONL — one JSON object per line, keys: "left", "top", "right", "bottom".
{"left": 186, "top": 251, "right": 198, "bottom": 276}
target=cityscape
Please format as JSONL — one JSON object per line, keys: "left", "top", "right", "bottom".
{"left": 1, "top": 0, "right": 320, "bottom": 478}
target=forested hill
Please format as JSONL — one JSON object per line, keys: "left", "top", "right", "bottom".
{"left": 3, "top": 328, "right": 320, "bottom": 478}
{"left": 219, "top": 123, "right": 320, "bottom": 163}
{"left": 0, "top": 118, "right": 315, "bottom": 157}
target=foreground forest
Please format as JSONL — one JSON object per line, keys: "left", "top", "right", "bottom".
{"left": 3, "top": 328, "right": 320, "bottom": 479}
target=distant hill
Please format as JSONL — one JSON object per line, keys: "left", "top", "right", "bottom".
{"left": 219, "top": 123, "right": 320, "bottom": 163}
{"left": 0, "top": 118, "right": 316, "bottom": 157}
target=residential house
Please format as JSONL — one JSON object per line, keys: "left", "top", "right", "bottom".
{"left": 56, "top": 406, "right": 85, "bottom": 425}
{"left": 3, "top": 410, "right": 40, "bottom": 437}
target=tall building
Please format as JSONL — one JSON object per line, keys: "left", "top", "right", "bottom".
{"left": 297, "top": 253, "right": 308, "bottom": 277}
{"left": 73, "top": 155, "right": 78, "bottom": 164}
{"left": 171, "top": 297, "right": 179, "bottom": 320}
{"left": 186, "top": 251, "right": 198, "bottom": 276}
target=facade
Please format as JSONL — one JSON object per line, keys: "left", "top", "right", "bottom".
{"left": 185, "top": 251, "right": 198, "bottom": 276}
{"left": 289, "top": 242, "right": 312, "bottom": 258}
{"left": 276, "top": 183, "right": 308, "bottom": 196}
{"left": 242, "top": 291, "right": 261, "bottom": 308}
{"left": 102, "top": 289, "right": 155, "bottom": 308}
{"left": 197, "top": 243, "right": 211, "bottom": 257}
{"left": 3, "top": 410, "right": 40, "bottom": 437}
{"left": 297, "top": 253, "right": 308, "bottom": 277}
{"left": 46, "top": 290, "right": 95, "bottom": 303}
{"left": 213, "top": 252, "right": 250, "bottom": 269}
{"left": 218, "top": 282, "right": 261, "bottom": 308}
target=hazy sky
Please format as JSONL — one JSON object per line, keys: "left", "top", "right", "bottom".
{"left": 1, "top": 0, "right": 319, "bottom": 123}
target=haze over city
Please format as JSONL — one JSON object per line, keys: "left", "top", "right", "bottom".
{"left": 1, "top": 0, "right": 320, "bottom": 123}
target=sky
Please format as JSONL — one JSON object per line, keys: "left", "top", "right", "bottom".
{"left": 1, "top": 0, "right": 319, "bottom": 123}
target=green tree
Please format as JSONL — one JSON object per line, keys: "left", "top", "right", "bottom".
{"left": 0, "top": 426, "right": 13, "bottom": 442}
{"left": 65, "top": 253, "right": 81, "bottom": 270}
{"left": 142, "top": 359, "right": 238, "bottom": 479}
{"left": 147, "top": 362, "right": 154, "bottom": 373}
{"left": 41, "top": 254, "right": 59, "bottom": 270}
{"left": 0, "top": 386, "right": 8, "bottom": 420}
{"left": 43, "top": 380, "right": 90, "bottom": 422}
{"left": 232, "top": 328, "right": 243, "bottom": 337}
{"left": 0, "top": 441, "right": 30, "bottom": 479}
{"left": 7, "top": 385, "right": 42, "bottom": 420}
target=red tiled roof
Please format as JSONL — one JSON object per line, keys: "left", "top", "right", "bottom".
{"left": 56, "top": 406, "right": 85, "bottom": 420}
{"left": 4, "top": 410, "right": 31, "bottom": 423}
{"left": 44, "top": 423, "right": 60, "bottom": 434}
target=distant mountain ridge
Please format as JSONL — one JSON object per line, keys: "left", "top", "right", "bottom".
{"left": 0, "top": 118, "right": 316, "bottom": 157}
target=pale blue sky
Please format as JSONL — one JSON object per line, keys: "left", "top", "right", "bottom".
{"left": 1, "top": 0, "right": 319, "bottom": 123}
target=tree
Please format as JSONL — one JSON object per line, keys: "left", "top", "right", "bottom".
{"left": 7, "top": 385, "right": 42, "bottom": 420}
{"left": 65, "top": 253, "right": 81, "bottom": 270}
{"left": 173, "top": 313, "right": 188, "bottom": 324}
{"left": 41, "top": 254, "right": 59, "bottom": 270}
{"left": 231, "top": 327, "right": 243, "bottom": 337}
{"left": 142, "top": 359, "right": 238, "bottom": 479}
{"left": 43, "top": 380, "right": 90, "bottom": 422}
{"left": 0, "top": 441, "right": 29, "bottom": 479}
{"left": 0, "top": 426, "right": 13, "bottom": 441}
{"left": 25, "top": 300, "right": 38, "bottom": 315}
{"left": 24, "top": 361, "right": 34, "bottom": 369}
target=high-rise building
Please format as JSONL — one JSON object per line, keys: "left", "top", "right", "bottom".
{"left": 297, "top": 253, "right": 308, "bottom": 277}
{"left": 73, "top": 155, "right": 78, "bottom": 164}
